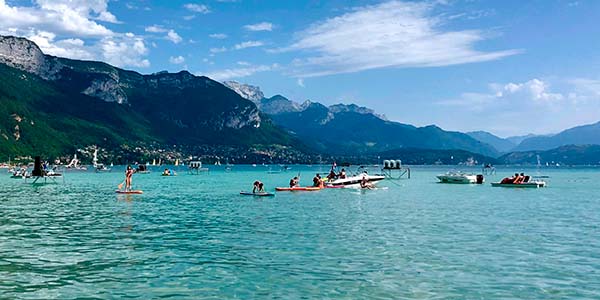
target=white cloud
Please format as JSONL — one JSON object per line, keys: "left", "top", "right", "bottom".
{"left": 183, "top": 15, "right": 196, "bottom": 21}
{"left": 100, "top": 34, "right": 150, "bottom": 68}
{"left": 297, "top": 78, "right": 305, "bottom": 87}
{"left": 145, "top": 25, "right": 183, "bottom": 44}
{"left": 0, "top": 0, "right": 116, "bottom": 37}
{"left": 169, "top": 55, "right": 185, "bottom": 64}
{"left": 28, "top": 31, "right": 94, "bottom": 60}
{"left": 201, "top": 63, "right": 278, "bottom": 81}
{"left": 0, "top": 0, "right": 151, "bottom": 68}
{"left": 433, "top": 78, "right": 600, "bottom": 136}
{"left": 440, "top": 78, "right": 564, "bottom": 110}
{"left": 280, "top": 0, "right": 520, "bottom": 77}
{"left": 237, "top": 61, "right": 250, "bottom": 66}
{"left": 184, "top": 3, "right": 210, "bottom": 14}
{"left": 210, "top": 46, "right": 227, "bottom": 54}
{"left": 233, "top": 40, "right": 263, "bottom": 50}
{"left": 145, "top": 25, "right": 167, "bottom": 33}
{"left": 166, "top": 30, "right": 183, "bottom": 44}
{"left": 244, "top": 22, "right": 273, "bottom": 31}
{"left": 495, "top": 79, "right": 564, "bottom": 102}
{"left": 209, "top": 33, "right": 228, "bottom": 39}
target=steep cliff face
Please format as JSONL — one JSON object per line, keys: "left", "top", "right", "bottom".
{"left": 0, "top": 35, "right": 296, "bottom": 158}
{"left": 0, "top": 35, "right": 63, "bottom": 80}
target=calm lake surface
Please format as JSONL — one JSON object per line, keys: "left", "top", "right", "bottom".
{"left": 1, "top": 165, "right": 599, "bottom": 299}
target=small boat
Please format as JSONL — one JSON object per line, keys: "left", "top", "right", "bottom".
{"left": 275, "top": 186, "right": 322, "bottom": 191}
{"left": 136, "top": 164, "right": 150, "bottom": 174}
{"left": 10, "top": 168, "right": 30, "bottom": 179}
{"left": 240, "top": 191, "right": 275, "bottom": 197}
{"left": 491, "top": 181, "right": 546, "bottom": 188}
{"left": 65, "top": 154, "right": 87, "bottom": 171}
{"left": 436, "top": 172, "right": 484, "bottom": 184}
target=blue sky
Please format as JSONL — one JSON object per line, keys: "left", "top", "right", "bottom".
{"left": 1, "top": 0, "right": 599, "bottom": 137}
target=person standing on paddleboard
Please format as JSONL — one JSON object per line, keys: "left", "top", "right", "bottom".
{"left": 125, "top": 165, "right": 135, "bottom": 191}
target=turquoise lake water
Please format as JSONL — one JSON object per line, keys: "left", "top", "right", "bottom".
{"left": 1, "top": 165, "right": 599, "bottom": 299}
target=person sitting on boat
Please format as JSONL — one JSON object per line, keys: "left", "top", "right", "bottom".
{"left": 252, "top": 180, "right": 265, "bottom": 193}
{"left": 338, "top": 168, "right": 347, "bottom": 179}
{"left": 327, "top": 170, "right": 336, "bottom": 181}
{"left": 360, "top": 175, "right": 374, "bottom": 189}
{"left": 289, "top": 176, "right": 299, "bottom": 188}
{"left": 313, "top": 174, "right": 322, "bottom": 187}
{"left": 511, "top": 173, "right": 522, "bottom": 184}
{"left": 514, "top": 172, "right": 527, "bottom": 184}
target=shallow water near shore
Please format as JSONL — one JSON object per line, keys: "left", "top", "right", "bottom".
{"left": 1, "top": 165, "right": 599, "bottom": 299}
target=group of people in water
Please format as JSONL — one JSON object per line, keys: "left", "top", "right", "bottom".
{"left": 500, "top": 172, "right": 530, "bottom": 184}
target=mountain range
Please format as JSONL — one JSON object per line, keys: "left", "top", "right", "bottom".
{"left": 2, "top": 34, "right": 600, "bottom": 165}
{"left": 224, "top": 81, "right": 499, "bottom": 157}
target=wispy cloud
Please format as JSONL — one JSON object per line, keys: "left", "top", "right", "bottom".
{"left": 201, "top": 63, "right": 278, "bottom": 81}
{"left": 209, "top": 33, "right": 228, "bottom": 39}
{"left": 280, "top": 1, "right": 520, "bottom": 77}
{"left": 233, "top": 40, "right": 263, "bottom": 50}
{"left": 183, "top": 3, "right": 210, "bottom": 14}
{"left": 145, "top": 25, "right": 167, "bottom": 33}
{"left": 210, "top": 46, "right": 227, "bottom": 54}
{"left": 244, "top": 22, "right": 273, "bottom": 32}
{"left": 169, "top": 55, "right": 185, "bottom": 64}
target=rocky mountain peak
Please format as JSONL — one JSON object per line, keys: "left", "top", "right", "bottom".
{"left": 328, "top": 103, "right": 387, "bottom": 120}
{"left": 223, "top": 81, "right": 264, "bottom": 103}
{"left": 0, "top": 35, "right": 63, "bottom": 80}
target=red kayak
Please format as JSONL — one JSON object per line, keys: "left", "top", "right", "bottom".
{"left": 275, "top": 187, "right": 322, "bottom": 191}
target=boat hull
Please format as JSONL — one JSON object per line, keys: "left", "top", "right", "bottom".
{"left": 436, "top": 175, "right": 478, "bottom": 184}
{"left": 275, "top": 187, "right": 322, "bottom": 191}
{"left": 491, "top": 182, "right": 546, "bottom": 188}
{"left": 326, "top": 175, "right": 385, "bottom": 188}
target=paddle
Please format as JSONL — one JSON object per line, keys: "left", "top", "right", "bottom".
{"left": 117, "top": 180, "right": 125, "bottom": 191}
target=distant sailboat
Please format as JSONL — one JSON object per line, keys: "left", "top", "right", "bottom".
{"left": 66, "top": 153, "right": 87, "bottom": 171}
{"left": 93, "top": 148, "right": 111, "bottom": 172}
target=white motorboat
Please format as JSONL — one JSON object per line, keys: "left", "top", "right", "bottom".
{"left": 436, "top": 172, "right": 483, "bottom": 184}
{"left": 326, "top": 172, "right": 385, "bottom": 188}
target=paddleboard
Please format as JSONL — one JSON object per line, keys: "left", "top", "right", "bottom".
{"left": 275, "top": 187, "right": 321, "bottom": 191}
{"left": 116, "top": 190, "right": 144, "bottom": 194}
{"left": 240, "top": 191, "right": 275, "bottom": 197}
